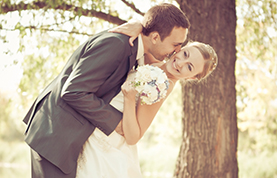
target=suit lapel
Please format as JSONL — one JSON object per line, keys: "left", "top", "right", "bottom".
{"left": 128, "top": 39, "right": 139, "bottom": 71}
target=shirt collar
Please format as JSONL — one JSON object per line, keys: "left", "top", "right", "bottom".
{"left": 136, "top": 34, "right": 144, "bottom": 66}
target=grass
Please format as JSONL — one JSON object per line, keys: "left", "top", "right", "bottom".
{"left": 238, "top": 151, "right": 277, "bottom": 178}
{"left": 0, "top": 140, "right": 30, "bottom": 178}
{"left": 138, "top": 142, "right": 179, "bottom": 178}
{"left": 1, "top": 138, "right": 277, "bottom": 178}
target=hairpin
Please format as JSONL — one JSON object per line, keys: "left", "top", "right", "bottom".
{"left": 205, "top": 44, "right": 217, "bottom": 70}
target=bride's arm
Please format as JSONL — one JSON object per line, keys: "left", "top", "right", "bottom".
{"left": 120, "top": 80, "right": 174, "bottom": 145}
{"left": 109, "top": 20, "right": 143, "bottom": 47}
{"left": 120, "top": 81, "right": 140, "bottom": 145}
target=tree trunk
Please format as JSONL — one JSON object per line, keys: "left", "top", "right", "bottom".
{"left": 174, "top": 0, "right": 238, "bottom": 177}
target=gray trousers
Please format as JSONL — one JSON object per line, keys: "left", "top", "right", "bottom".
{"left": 30, "top": 148, "right": 76, "bottom": 178}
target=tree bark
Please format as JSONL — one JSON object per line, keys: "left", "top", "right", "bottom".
{"left": 174, "top": 0, "right": 238, "bottom": 177}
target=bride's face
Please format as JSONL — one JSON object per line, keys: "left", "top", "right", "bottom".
{"left": 165, "top": 45, "right": 205, "bottom": 80}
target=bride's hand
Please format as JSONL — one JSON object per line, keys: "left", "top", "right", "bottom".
{"left": 109, "top": 20, "right": 143, "bottom": 47}
{"left": 121, "top": 81, "right": 137, "bottom": 102}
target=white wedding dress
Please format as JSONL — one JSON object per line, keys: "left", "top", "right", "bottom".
{"left": 76, "top": 70, "right": 143, "bottom": 178}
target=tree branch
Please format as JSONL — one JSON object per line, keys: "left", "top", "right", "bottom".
{"left": 0, "top": 26, "right": 94, "bottom": 36}
{"left": 1, "top": 1, "right": 127, "bottom": 25}
{"left": 120, "top": 0, "right": 145, "bottom": 16}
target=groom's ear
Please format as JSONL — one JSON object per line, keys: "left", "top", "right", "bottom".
{"left": 150, "top": 32, "right": 160, "bottom": 44}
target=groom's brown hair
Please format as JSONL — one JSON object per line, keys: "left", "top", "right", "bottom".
{"left": 142, "top": 3, "right": 190, "bottom": 41}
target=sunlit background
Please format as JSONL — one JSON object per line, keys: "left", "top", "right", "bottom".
{"left": 1, "top": 0, "right": 277, "bottom": 178}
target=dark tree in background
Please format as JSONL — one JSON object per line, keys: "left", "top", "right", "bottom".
{"left": 174, "top": 0, "right": 238, "bottom": 177}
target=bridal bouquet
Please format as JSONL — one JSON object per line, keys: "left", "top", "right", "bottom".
{"left": 133, "top": 65, "right": 169, "bottom": 105}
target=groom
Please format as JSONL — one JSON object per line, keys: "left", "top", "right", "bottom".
{"left": 23, "top": 3, "right": 190, "bottom": 178}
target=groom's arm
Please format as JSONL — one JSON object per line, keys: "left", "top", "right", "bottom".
{"left": 61, "top": 33, "right": 134, "bottom": 136}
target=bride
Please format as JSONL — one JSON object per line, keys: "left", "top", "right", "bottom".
{"left": 76, "top": 40, "right": 218, "bottom": 178}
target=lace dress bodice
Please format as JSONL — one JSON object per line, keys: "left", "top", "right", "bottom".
{"left": 109, "top": 69, "right": 138, "bottom": 112}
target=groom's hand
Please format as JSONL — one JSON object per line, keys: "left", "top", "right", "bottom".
{"left": 115, "top": 120, "right": 124, "bottom": 136}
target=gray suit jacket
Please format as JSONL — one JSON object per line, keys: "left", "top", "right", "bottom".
{"left": 23, "top": 30, "right": 138, "bottom": 174}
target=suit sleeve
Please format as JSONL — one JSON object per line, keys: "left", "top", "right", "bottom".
{"left": 61, "top": 35, "right": 131, "bottom": 135}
